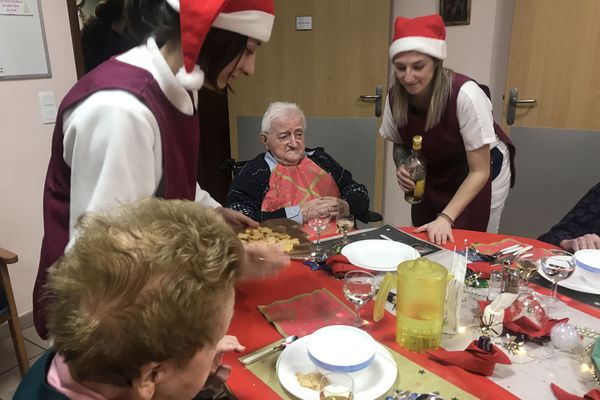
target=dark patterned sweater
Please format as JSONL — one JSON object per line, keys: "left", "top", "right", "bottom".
{"left": 226, "top": 148, "right": 370, "bottom": 222}
{"left": 538, "top": 182, "right": 600, "bottom": 246}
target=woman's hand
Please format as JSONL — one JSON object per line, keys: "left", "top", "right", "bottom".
{"left": 414, "top": 215, "right": 454, "bottom": 245}
{"left": 216, "top": 206, "right": 259, "bottom": 229}
{"left": 560, "top": 234, "right": 600, "bottom": 252}
{"left": 240, "top": 242, "right": 290, "bottom": 280}
{"left": 396, "top": 165, "right": 414, "bottom": 192}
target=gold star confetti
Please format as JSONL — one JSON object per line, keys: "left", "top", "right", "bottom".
{"left": 503, "top": 333, "right": 524, "bottom": 355}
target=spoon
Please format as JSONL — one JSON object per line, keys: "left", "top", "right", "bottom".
{"left": 241, "top": 335, "right": 299, "bottom": 365}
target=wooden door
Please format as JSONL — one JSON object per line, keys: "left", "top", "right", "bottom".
{"left": 500, "top": 0, "right": 600, "bottom": 237}
{"left": 228, "top": 0, "right": 391, "bottom": 212}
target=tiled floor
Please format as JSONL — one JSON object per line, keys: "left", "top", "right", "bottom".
{"left": 0, "top": 325, "right": 49, "bottom": 399}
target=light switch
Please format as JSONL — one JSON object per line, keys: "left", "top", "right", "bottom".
{"left": 38, "top": 91, "right": 57, "bottom": 124}
{"left": 296, "top": 16, "right": 312, "bottom": 31}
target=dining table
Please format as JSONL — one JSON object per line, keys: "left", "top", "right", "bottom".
{"left": 223, "top": 226, "right": 600, "bottom": 400}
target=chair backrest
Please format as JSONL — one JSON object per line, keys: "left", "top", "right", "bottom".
{"left": 0, "top": 246, "right": 30, "bottom": 376}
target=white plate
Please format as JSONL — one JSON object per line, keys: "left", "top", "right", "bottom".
{"left": 276, "top": 335, "right": 397, "bottom": 400}
{"left": 341, "top": 239, "right": 420, "bottom": 271}
{"left": 537, "top": 265, "right": 600, "bottom": 295}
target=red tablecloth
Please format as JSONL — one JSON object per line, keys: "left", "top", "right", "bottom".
{"left": 223, "top": 228, "right": 598, "bottom": 399}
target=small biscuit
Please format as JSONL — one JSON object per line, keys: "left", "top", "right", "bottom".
{"left": 295, "top": 371, "right": 326, "bottom": 391}
{"left": 237, "top": 226, "right": 299, "bottom": 253}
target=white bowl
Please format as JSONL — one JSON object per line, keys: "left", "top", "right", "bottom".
{"left": 307, "top": 325, "right": 376, "bottom": 374}
{"left": 575, "top": 249, "right": 600, "bottom": 288}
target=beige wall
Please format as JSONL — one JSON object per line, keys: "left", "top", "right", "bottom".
{"left": 0, "top": 3, "right": 77, "bottom": 315}
{"left": 382, "top": 0, "right": 514, "bottom": 227}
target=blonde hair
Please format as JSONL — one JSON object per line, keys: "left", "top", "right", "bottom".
{"left": 46, "top": 198, "right": 242, "bottom": 386}
{"left": 390, "top": 60, "right": 454, "bottom": 132}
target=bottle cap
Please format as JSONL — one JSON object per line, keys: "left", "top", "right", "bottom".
{"left": 412, "top": 135, "right": 422, "bottom": 150}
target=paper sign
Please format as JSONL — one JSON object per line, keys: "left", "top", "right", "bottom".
{"left": 0, "top": 0, "right": 33, "bottom": 16}
{"left": 295, "top": 16, "right": 312, "bottom": 31}
{"left": 38, "top": 91, "right": 57, "bottom": 124}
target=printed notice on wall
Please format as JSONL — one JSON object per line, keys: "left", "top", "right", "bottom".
{"left": 0, "top": 0, "right": 33, "bottom": 16}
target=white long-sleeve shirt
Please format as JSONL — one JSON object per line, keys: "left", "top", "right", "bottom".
{"left": 379, "top": 81, "right": 499, "bottom": 151}
{"left": 62, "top": 38, "right": 219, "bottom": 237}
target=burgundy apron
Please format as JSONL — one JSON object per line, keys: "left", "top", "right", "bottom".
{"left": 394, "top": 73, "right": 515, "bottom": 231}
{"left": 34, "top": 58, "right": 199, "bottom": 338}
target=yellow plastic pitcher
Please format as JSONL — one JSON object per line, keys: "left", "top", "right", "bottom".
{"left": 374, "top": 257, "right": 448, "bottom": 351}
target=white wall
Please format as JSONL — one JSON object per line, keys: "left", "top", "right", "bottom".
{"left": 382, "top": 0, "right": 514, "bottom": 227}
{"left": 0, "top": 3, "right": 77, "bottom": 316}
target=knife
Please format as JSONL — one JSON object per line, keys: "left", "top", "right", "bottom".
{"left": 240, "top": 335, "right": 299, "bottom": 365}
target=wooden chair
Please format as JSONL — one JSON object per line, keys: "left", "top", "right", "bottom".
{"left": 0, "top": 247, "right": 29, "bottom": 376}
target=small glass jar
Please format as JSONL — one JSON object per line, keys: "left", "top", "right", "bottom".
{"left": 488, "top": 270, "right": 503, "bottom": 300}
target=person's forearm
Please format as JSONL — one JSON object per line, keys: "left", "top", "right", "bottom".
{"left": 393, "top": 143, "right": 410, "bottom": 168}
{"left": 442, "top": 169, "right": 489, "bottom": 222}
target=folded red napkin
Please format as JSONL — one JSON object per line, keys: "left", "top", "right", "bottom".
{"left": 471, "top": 238, "right": 528, "bottom": 257}
{"left": 551, "top": 383, "right": 600, "bottom": 400}
{"left": 425, "top": 341, "right": 511, "bottom": 376}
{"left": 469, "top": 261, "right": 501, "bottom": 279}
{"left": 504, "top": 316, "right": 569, "bottom": 338}
{"left": 325, "top": 255, "right": 371, "bottom": 279}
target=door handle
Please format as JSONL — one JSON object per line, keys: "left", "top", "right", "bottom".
{"left": 507, "top": 87, "right": 537, "bottom": 125}
{"left": 360, "top": 85, "right": 383, "bottom": 117}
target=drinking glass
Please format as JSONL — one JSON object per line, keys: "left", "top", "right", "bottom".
{"left": 319, "top": 372, "right": 354, "bottom": 400}
{"left": 336, "top": 213, "right": 354, "bottom": 245}
{"left": 307, "top": 208, "right": 330, "bottom": 262}
{"left": 540, "top": 249, "right": 575, "bottom": 302}
{"left": 343, "top": 270, "right": 376, "bottom": 328}
{"left": 514, "top": 252, "right": 539, "bottom": 294}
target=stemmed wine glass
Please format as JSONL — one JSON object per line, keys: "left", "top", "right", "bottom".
{"left": 336, "top": 213, "right": 354, "bottom": 246}
{"left": 540, "top": 249, "right": 575, "bottom": 303}
{"left": 307, "top": 208, "right": 330, "bottom": 262}
{"left": 343, "top": 270, "right": 376, "bottom": 329}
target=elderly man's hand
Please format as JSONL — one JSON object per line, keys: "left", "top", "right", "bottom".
{"left": 240, "top": 242, "right": 290, "bottom": 280}
{"left": 560, "top": 234, "right": 600, "bottom": 252}
{"left": 300, "top": 197, "right": 350, "bottom": 221}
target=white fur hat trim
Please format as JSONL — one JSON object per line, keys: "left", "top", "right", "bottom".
{"left": 389, "top": 36, "right": 447, "bottom": 61}
{"left": 213, "top": 10, "right": 274, "bottom": 43}
{"left": 165, "top": 0, "right": 180, "bottom": 12}
{"left": 176, "top": 65, "right": 205, "bottom": 90}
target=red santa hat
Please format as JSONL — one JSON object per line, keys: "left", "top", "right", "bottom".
{"left": 389, "top": 14, "right": 447, "bottom": 61}
{"left": 165, "top": 0, "right": 275, "bottom": 90}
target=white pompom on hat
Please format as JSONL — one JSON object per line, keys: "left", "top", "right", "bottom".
{"left": 165, "top": 0, "right": 275, "bottom": 90}
{"left": 389, "top": 14, "right": 447, "bottom": 61}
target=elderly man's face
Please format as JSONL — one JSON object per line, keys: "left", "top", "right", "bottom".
{"left": 261, "top": 113, "right": 306, "bottom": 166}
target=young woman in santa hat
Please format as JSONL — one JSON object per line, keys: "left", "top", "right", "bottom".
{"left": 34, "top": 0, "right": 288, "bottom": 340}
{"left": 380, "top": 14, "right": 515, "bottom": 245}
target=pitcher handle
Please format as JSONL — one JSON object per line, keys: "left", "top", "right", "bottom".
{"left": 373, "top": 272, "right": 395, "bottom": 322}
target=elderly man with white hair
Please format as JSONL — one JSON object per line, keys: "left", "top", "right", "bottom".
{"left": 227, "top": 101, "right": 370, "bottom": 224}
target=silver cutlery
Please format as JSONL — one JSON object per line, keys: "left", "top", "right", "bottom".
{"left": 240, "top": 335, "right": 298, "bottom": 365}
